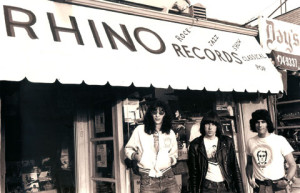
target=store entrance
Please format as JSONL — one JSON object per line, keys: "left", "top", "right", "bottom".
{"left": 3, "top": 81, "right": 75, "bottom": 193}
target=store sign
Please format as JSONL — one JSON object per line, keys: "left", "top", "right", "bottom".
{"left": 0, "top": 0, "right": 283, "bottom": 93}
{"left": 259, "top": 17, "right": 300, "bottom": 55}
{"left": 271, "top": 50, "right": 300, "bottom": 71}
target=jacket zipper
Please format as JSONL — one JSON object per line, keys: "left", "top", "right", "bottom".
{"left": 215, "top": 143, "right": 230, "bottom": 183}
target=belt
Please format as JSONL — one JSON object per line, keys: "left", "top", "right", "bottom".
{"left": 139, "top": 167, "right": 171, "bottom": 175}
{"left": 255, "top": 177, "right": 285, "bottom": 186}
{"left": 204, "top": 179, "right": 226, "bottom": 186}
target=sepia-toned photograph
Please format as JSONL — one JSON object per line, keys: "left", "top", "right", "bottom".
{"left": 0, "top": 0, "right": 300, "bottom": 193}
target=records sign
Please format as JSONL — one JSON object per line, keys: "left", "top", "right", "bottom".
{"left": 271, "top": 50, "right": 300, "bottom": 71}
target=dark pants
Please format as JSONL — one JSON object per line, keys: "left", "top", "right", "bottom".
{"left": 139, "top": 169, "right": 179, "bottom": 193}
{"left": 253, "top": 179, "right": 287, "bottom": 193}
{"left": 201, "top": 179, "right": 233, "bottom": 193}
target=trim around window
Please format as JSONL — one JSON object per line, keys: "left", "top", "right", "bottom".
{"left": 64, "top": 0, "right": 258, "bottom": 36}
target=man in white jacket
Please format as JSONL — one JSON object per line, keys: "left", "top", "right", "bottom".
{"left": 125, "top": 100, "right": 179, "bottom": 193}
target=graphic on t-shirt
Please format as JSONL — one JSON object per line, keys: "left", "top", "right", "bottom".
{"left": 164, "top": 137, "right": 171, "bottom": 148}
{"left": 253, "top": 144, "right": 273, "bottom": 168}
{"left": 207, "top": 145, "right": 217, "bottom": 164}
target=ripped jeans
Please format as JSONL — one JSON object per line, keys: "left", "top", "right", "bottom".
{"left": 139, "top": 169, "right": 179, "bottom": 193}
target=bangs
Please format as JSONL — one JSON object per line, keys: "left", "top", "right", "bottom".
{"left": 202, "top": 116, "right": 220, "bottom": 125}
{"left": 202, "top": 120, "right": 219, "bottom": 126}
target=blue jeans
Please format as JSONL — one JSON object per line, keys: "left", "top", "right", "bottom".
{"left": 140, "top": 169, "right": 179, "bottom": 193}
{"left": 201, "top": 179, "right": 233, "bottom": 193}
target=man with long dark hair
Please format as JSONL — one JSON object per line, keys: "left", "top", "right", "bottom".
{"left": 125, "top": 100, "right": 179, "bottom": 193}
{"left": 246, "top": 109, "right": 296, "bottom": 193}
{"left": 188, "top": 111, "right": 243, "bottom": 193}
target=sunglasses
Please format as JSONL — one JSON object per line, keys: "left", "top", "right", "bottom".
{"left": 151, "top": 107, "right": 165, "bottom": 115}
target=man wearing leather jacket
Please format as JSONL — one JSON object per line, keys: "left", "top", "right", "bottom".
{"left": 188, "top": 111, "right": 244, "bottom": 193}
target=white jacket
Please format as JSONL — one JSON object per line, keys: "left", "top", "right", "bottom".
{"left": 125, "top": 125, "right": 178, "bottom": 177}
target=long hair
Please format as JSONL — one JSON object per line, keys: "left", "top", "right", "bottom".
{"left": 200, "top": 111, "right": 222, "bottom": 137}
{"left": 143, "top": 100, "right": 173, "bottom": 135}
{"left": 250, "top": 109, "right": 274, "bottom": 133}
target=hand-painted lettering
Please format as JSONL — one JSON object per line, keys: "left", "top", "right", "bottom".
{"left": 47, "top": 13, "right": 84, "bottom": 45}
{"left": 134, "top": 27, "right": 165, "bottom": 54}
{"left": 4, "top": 5, "right": 38, "bottom": 39}
{"left": 103, "top": 22, "right": 136, "bottom": 51}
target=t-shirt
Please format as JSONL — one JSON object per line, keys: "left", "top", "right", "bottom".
{"left": 204, "top": 137, "right": 224, "bottom": 182}
{"left": 246, "top": 133, "right": 294, "bottom": 180}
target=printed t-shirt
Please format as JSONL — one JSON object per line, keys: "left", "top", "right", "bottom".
{"left": 246, "top": 133, "right": 293, "bottom": 180}
{"left": 204, "top": 137, "right": 225, "bottom": 182}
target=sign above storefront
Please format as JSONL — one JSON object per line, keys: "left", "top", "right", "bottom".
{"left": 259, "top": 17, "right": 300, "bottom": 55}
{"left": 0, "top": 0, "right": 283, "bottom": 93}
{"left": 271, "top": 51, "right": 300, "bottom": 71}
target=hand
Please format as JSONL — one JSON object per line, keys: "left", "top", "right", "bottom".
{"left": 248, "top": 178, "right": 258, "bottom": 189}
{"left": 276, "top": 180, "right": 288, "bottom": 189}
{"left": 134, "top": 153, "right": 142, "bottom": 162}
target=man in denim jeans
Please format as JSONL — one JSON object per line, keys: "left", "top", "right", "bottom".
{"left": 125, "top": 100, "right": 179, "bottom": 193}
{"left": 188, "top": 111, "right": 244, "bottom": 193}
{"left": 246, "top": 109, "right": 297, "bottom": 193}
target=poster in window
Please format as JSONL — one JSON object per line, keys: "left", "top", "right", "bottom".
{"left": 95, "top": 110, "right": 105, "bottom": 133}
{"left": 97, "top": 144, "right": 107, "bottom": 167}
{"left": 123, "top": 99, "right": 140, "bottom": 123}
{"left": 221, "top": 119, "right": 234, "bottom": 137}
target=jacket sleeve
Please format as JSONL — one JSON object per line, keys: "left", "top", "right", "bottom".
{"left": 229, "top": 139, "right": 244, "bottom": 193}
{"left": 124, "top": 127, "right": 140, "bottom": 160}
{"left": 169, "top": 130, "right": 178, "bottom": 165}
{"left": 188, "top": 141, "right": 199, "bottom": 193}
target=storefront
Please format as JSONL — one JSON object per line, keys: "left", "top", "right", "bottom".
{"left": 0, "top": 0, "right": 284, "bottom": 193}
{"left": 259, "top": 16, "right": 300, "bottom": 190}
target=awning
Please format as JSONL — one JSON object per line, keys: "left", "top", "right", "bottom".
{"left": 0, "top": 0, "right": 283, "bottom": 93}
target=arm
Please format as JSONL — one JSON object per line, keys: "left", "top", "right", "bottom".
{"left": 169, "top": 131, "right": 178, "bottom": 165}
{"left": 188, "top": 142, "right": 199, "bottom": 193}
{"left": 124, "top": 128, "right": 141, "bottom": 161}
{"left": 246, "top": 155, "right": 258, "bottom": 188}
{"left": 285, "top": 152, "right": 297, "bottom": 181}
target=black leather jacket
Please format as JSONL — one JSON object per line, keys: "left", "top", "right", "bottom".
{"left": 188, "top": 135, "right": 244, "bottom": 193}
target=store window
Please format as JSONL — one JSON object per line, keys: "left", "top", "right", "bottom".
{"left": 90, "top": 102, "right": 116, "bottom": 193}
{"left": 4, "top": 81, "right": 76, "bottom": 193}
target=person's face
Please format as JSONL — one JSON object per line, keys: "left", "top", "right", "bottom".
{"left": 258, "top": 151, "right": 267, "bottom": 162}
{"left": 255, "top": 119, "right": 269, "bottom": 137}
{"left": 204, "top": 122, "right": 217, "bottom": 137}
{"left": 151, "top": 107, "right": 165, "bottom": 125}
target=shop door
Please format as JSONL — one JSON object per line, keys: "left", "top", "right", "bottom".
{"left": 75, "top": 101, "right": 127, "bottom": 193}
